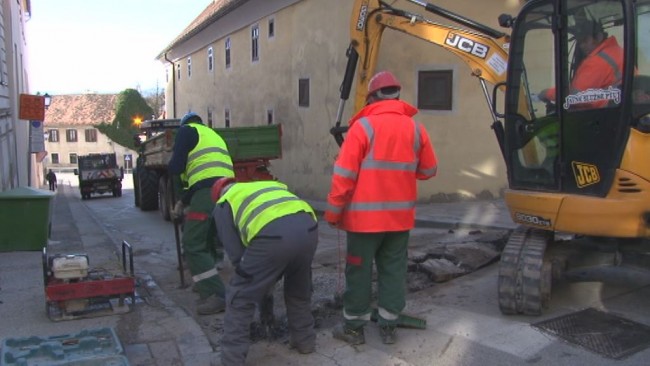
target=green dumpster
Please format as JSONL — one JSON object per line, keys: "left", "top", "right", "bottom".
{"left": 0, "top": 186, "right": 55, "bottom": 252}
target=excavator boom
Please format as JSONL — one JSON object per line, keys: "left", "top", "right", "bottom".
{"left": 332, "top": 0, "right": 510, "bottom": 146}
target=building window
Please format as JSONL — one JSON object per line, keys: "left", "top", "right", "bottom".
{"left": 251, "top": 24, "right": 259, "bottom": 62}
{"left": 187, "top": 57, "right": 192, "bottom": 78}
{"left": 225, "top": 108, "right": 231, "bottom": 128}
{"left": 66, "top": 129, "right": 77, "bottom": 142}
{"left": 48, "top": 129, "right": 59, "bottom": 142}
{"left": 207, "top": 47, "right": 214, "bottom": 72}
{"left": 69, "top": 153, "right": 78, "bottom": 164}
{"left": 177, "top": 63, "right": 181, "bottom": 80}
{"left": 51, "top": 153, "right": 59, "bottom": 164}
{"left": 298, "top": 78, "right": 310, "bottom": 107}
{"left": 418, "top": 70, "right": 453, "bottom": 110}
{"left": 225, "top": 37, "right": 231, "bottom": 69}
{"left": 267, "top": 109, "right": 274, "bottom": 125}
{"left": 84, "top": 129, "right": 97, "bottom": 142}
{"left": 268, "top": 18, "right": 275, "bottom": 38}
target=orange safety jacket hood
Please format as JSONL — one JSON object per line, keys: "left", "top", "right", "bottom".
{"left": 325, "top": 99, "right": 438, "bottom": 232}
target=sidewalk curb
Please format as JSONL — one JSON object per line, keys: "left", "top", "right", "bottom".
{"left": 60, "top": 184, "right": 216, "bottom": 362}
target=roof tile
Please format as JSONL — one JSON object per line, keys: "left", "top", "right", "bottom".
{"left": 43, "top": 94, "right": 117, "bottom": 126}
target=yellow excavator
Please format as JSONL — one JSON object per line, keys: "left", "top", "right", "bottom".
{"left": 332, "top": 0, "right": 650, "bottom": 315}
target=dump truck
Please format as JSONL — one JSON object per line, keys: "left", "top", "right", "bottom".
{"left": 74, "top": 153, "right": 123, "bottom": 200}
{"left": 133, "top": 119, "right": 282, "bottom": 221}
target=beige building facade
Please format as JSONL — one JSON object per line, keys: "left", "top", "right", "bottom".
{"left": 158, "top": 0, "right": 523, "bottom": 202}
{"left": 42, "top": 94, "right": 137, "bottom": 174}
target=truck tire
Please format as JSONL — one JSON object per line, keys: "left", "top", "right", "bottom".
{"left": 159, "top": 176, "right": 171, "bottom": 221}
{"left": 138, "top": 168, "right": 159, "bottom": 211}
{"left": 133, "top": 168, "right": 141, "bottom": 207}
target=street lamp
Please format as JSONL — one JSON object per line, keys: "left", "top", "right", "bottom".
{"left": 43, "top": 93, "right": 51, "bottom": 109}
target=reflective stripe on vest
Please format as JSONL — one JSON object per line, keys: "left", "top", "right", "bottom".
{"left": 569, "top": 50, "right": 622, "bottom": 95}
{"left": 358, "top": 117, "right": 420, "bottom": 171}
{"left": 218, "top": 181, "right": 316, "bottom": 246}
{"left": 345, "top": 117, "right": 419, "bottom": 214}
{"left": 183, "top": 124, "right": 234, "bottom": 187}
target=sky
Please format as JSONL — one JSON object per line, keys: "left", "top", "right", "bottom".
{"left": 26, "top": 0, "right": 213, "bottom": 96}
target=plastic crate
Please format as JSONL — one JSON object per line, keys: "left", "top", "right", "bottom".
{"left": 1, "top": 327, "right": 129, "bottom": 366}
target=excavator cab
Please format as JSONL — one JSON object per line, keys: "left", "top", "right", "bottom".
{"left": 498, "top": 0, "right": 650, "bottom": 315}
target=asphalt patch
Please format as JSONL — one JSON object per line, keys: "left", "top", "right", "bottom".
{"left": 533, "top": 307, "right": 650, "bottom": 359}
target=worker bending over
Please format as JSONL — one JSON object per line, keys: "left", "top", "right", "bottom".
{"left": 211, "top": 178, "right": 319, "bottom": 366}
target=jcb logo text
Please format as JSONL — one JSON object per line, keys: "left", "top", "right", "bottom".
{"left": 445, "top": 33, "right": 489, "bottom": 59}
{"left": 572, "top": 161, "right": 600, "bottom": 188}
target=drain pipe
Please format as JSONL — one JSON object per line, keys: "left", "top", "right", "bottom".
{"left": 164, "top": 52, "right": 177, "bottom": 118}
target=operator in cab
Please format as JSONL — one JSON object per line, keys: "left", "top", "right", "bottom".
{"left": 539, "top": 18, "right": 624, "bottom": 110}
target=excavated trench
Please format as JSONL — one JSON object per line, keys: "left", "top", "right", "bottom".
{"left": 245, "top": 228, "right": 510, "bottom": 342}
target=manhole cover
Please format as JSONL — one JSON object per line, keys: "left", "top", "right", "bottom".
{"left": 533, "top": 308, "right": 650, "bottom": 359}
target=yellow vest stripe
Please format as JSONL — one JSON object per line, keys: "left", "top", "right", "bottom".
{"left": 218, "top": 181, "right": 315, "bottom": 246}
{"left": 184, "top": 124, "right": 234, "bottom": 187}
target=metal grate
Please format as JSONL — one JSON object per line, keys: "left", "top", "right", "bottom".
{"left": 533, "top": 308, "right": 650, "bottom": 359}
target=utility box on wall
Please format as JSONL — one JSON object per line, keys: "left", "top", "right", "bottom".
{"left": 0, "top": 187, "right": 54, "bottom": 251}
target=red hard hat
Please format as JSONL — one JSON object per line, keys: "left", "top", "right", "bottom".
{"left": 367, "top": 71, "right": 401, "bottom": 99}
{"left": 211, "top": 177, "right": 236, "bottom": 202}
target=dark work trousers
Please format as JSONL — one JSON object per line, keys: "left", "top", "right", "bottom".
{"left": 343, "top": 230, "right": 410, "bottom": 329}
{"left": 221, "top": 212, "right": 318, "bottom": 366}
{"left": 183, "top": 187, "right": 226, "bottom": 299}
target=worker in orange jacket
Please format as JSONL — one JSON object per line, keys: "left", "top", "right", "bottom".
{"left": 540, "top": 19, "right": 624, "bottom": 110}
{"left": 325, "top": 70, "right": 437, "bottom": 345}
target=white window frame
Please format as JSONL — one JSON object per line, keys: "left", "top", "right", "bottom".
{"left": 251, "top": 24, "right": 260, "bottom": 62}
{"left": 225, "top": 37, "right": 231, "bottom": 69}
{"left": 207, "top": 47, "right": 214, "bottom": 72}
{"left": 268, "top": 17, "right": 275, "bottom": 39}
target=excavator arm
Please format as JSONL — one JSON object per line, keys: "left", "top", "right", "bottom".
{"left": 332, "top": 0, "right": 512, "bottom": 149}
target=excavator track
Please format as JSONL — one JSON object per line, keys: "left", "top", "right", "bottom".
{"left": 498, "top": 226, "right": 551, "bottom": 315}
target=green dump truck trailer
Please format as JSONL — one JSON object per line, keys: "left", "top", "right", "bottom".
{"left": 133, "top": 119, "right": 282, "bottom": 221}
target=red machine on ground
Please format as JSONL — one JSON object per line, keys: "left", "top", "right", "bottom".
{"left": 43, "top": 241, "right": 136, "bottom": 321}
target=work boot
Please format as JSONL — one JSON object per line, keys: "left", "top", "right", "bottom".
{"left": 332, "top": 324, "right": 365, "bottom": 345}
{"left": 196, "top": 294, "right": 226, "bottom": 315}
{"left": 290, "top": 342, "right": 315, "bottom": 354}
{"left": 379, "top": 325, "right": 397, "bottom": 344}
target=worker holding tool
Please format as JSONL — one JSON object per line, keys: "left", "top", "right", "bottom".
{"left": 210, "top": 177, "right": 319, "bottom": 365}
{"left": 168, "top": 112, "right": 234, "bottom": 315}
{"left": 325, "top": 70, "right": 438, "bottom": 345}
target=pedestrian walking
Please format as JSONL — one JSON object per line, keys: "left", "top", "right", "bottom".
{"left": 45, "top": 169, "right": 57, "bottom": 191}
{"left": 211, "top": 177, "right": 319, "bottom": 366}
{"left": 168, "top": 112, "right": 235, "bottom": 315}
{"left": 325, "top": 70, "right": 438, "bottom": 345}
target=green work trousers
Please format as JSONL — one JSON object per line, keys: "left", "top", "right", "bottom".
{"left": 343, "top": 230, "right": 409, "bottom": 329}
{"left": 182, "top": 187, "right": 225, "bottom": 299}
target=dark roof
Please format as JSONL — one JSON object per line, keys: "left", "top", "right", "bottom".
{"left": 156, "top": 0, "right": 248, "bottom": 59}
{"left": 43, "top": 94, "right": 117, "bottom": 126}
